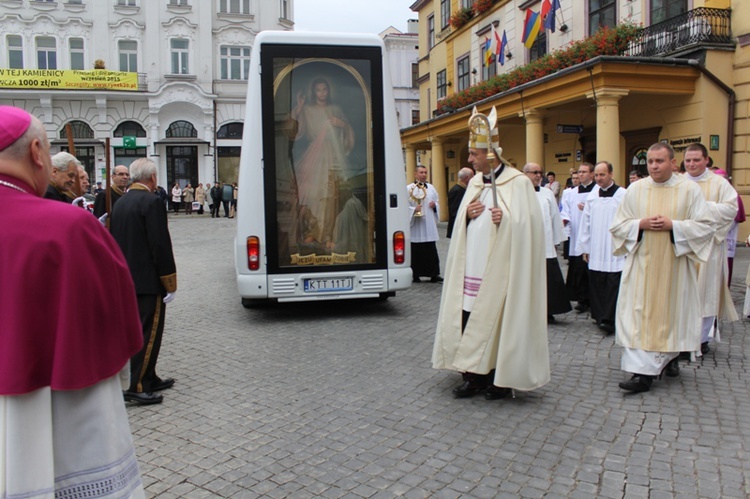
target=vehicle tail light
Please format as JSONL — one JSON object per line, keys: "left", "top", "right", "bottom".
{"left": 393, "top": 231, "right": 405, "bottom": 264}
{"left": 247, "top": 236, "right": 260, "bottom": 271}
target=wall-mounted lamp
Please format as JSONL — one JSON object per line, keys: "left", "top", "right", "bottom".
{"left": 447, "top": 81, "right": 452, "bottom": 87}
{"left": 559, "top": 24, "right": 568, "bottom": 33}
{"left": 471, "top": 68, "right": 478, "bottom": 75}
{"left": 506, "top": 51, "right": 513, "bottom": 60}
{"left": 446, "top": 150, "right": 456, "bottom": 159}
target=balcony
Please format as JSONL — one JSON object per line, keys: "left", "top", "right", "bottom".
{"left": 628, "top": 7, "right": 733, "bottom": 57}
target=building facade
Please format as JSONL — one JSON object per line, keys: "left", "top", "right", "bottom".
{"left": 380, "top": 22, "right": 420, "bottom": 132}
{"left": 403, "top": 0, "right": 748, "bottom": 230}
{"left": 0, "top": 0, "right": 294, "bottom": 189}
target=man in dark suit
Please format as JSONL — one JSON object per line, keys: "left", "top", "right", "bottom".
{"left": 44, "top": 151, "right": 79, "bottom": 202}
{"left": 446, "top": 167, "right": 473, "bottom": 238}
{"left": 210, "top": 182, "right": 222, "bottom": 219}
{"left": 93, "top": 165, "right": 130, "bottom": 218}
{"left": 111, "top": 158, "right": 177, "bottom": 405}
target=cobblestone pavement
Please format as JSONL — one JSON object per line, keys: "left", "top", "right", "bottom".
{"left": 128, "top": 213, "right": 750, "bottom": 498}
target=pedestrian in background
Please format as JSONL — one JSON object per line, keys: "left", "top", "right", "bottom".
{"left": 171, "top": 181, "right": 182, "bottom": 214}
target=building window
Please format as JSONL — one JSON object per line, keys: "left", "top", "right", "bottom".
{"left": 650, "top": 0, "right": 687, "bottom": 24}
{"left": 461, "top": 0, "right": 472, "bottom": 8}
{"left": 119, "top": 40, "right": 137, "bottom": 72}
{"left": 7, "top": 35, "right": 23, "bottom": 69}
{"left": 166, "top": 120, "right": 197, "bottom": 138}
{"left": 169, "top": 0, "right": 188, "bottom": 5}
{"left": 529, "top": 31, "right": 547, "bottom": 62}
{"left": 589, "top": 0, "right": 616, "bottom": 35}
{"left": 482, "top": 44, "right": 497, "bottom": 81}
{"left": 436, "top": 69, "right": 447, "bottom": 99}
{"left": 440, "top": 0, "right": 450, "bottom": 30}
{"left": 280, "top": 0, "right": 289, "bottom": 19}
{"left": 36, "top": 37, "right": 57, "bottom": 70}
{"left": 411, "top": 63, "right": 419, "bottom": 88}
{"left": 411, "top": 109, "right": 420, "bottom": 126}
{"left": 427, "top": 15, "right": 435, "bottom": 49}
{"left": 220, "top": 46, "right": 250, "bottom": 80}
{"left": 114, "top": 120, "right": 147, "bottom": 137}
{"left": 60, "top": 120, "right": 95, "bottom": 139}
{"left": 219, "top": 0, "right": 250, "bottom": 14}
{"left": 217, "top": 122, "right": 244, "bottom": 139}
{"left": 456, "top": 56, "right": 470, "bottom": 91}
{"left": 170, "top": 38, "right": 189, "bottom": 74}
{"left": 69, "top": 38, "right": 84, "bottom": 70}
{"left": 117, "top": 0, "right": 136, "bottom": 5}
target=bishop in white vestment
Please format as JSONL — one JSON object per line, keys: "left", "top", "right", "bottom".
{"left": 433, "top": 107, "right": 549, "bottom": 400}
{"left": 610, "top": 143, "right": 714, "bottom": 393}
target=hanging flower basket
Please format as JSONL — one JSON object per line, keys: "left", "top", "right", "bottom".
{"left": 436, "top": 22, "right": 642, "bottom": 115}
{"left": 450, "top": 7, "right": 473, "bottom": 30}
{"left": 473, "top": 0, "right": 493, "bottom": 15}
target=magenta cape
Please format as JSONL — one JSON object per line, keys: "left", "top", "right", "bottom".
{"left": 0, "top": 174, "right": 143, "bottom": 395}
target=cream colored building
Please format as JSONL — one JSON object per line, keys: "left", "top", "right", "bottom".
{"left": 403, "top": 0, "right": 749, "bottom": 238}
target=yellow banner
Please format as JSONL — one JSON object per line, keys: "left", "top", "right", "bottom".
{"left": 0, "top": 69, "right": 139, "bottom": 91}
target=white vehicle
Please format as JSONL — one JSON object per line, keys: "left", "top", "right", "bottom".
{"left": 235, "top": 31, "right": 412, "bottom": 306}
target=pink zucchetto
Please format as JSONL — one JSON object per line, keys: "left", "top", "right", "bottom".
{"left": 0, "top": 106, "right": 32, "bottom": 152}
{"left": 713, "top": 168, "right": 728, "bottom": 178}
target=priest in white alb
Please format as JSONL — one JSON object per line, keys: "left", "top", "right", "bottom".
{"left": 682, "top": 143, "right": 738, "bottom": 355}
{"left": 408, "top": 164, "right": 443, "bottom": 283}
{"left": 610, "top": 142, "right": 714, "bottom": 393}
{"left": 433, "top": 107, "right": 549, "bottom": 400}
{"left": 523, "top": 162, "right": 571, "bottom": 323}
{"left": 577, "top": 161, "right": 626, "bottom": 336}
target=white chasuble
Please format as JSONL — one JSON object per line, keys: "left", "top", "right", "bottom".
{"left": 433, "top": 168, "right": 550, "bottom": 391}
{"left": 610, "top": 174, "right": 714, "bottom": 353}
{"left": 687, "top": 170, "right": 739, "bottom": 321}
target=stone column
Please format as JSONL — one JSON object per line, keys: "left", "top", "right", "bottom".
{"left": 405, "top": 145, "right": 417, "bottom": 184}
{"left": 587, "top": 89, "right": 628, "bottom": 184}
{"left": 522, "top": 109, "right": 545, "bottom": 166}
{"left": 430, "top": 138, "right": 448, "bottom": 221}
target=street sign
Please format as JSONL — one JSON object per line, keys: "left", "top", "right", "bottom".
{"left": 122, "top": 136, "right": 137, "bottom": 149}
{"left": 557, "top": 124, "right": 584, "bottom": 134}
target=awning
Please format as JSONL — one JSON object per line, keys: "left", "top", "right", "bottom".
{"left": 153, "top": 138, "right": 211, "bottom": 146}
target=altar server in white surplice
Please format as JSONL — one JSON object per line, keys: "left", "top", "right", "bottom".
{"left": 577, "top": 161, "right": 626, "bottom": 335}
{"left": 682, "top": 143, "right": 739, "bottom": 355}
{"left": 433, "top": 107, "right": 549, "bottom": 401}
{"left": 408, "top": 165, "right": 443, "bottom": 283}
{"left": 524, "top": 162, "right": 571, "bottom": 323}
{"left": 611, "top": 142, "right": 714, "bottom": 394}
{"left": 561, "top": 162, "right": 596, "bottom": 312}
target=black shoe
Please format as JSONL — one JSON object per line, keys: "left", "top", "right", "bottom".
{"left": 701, "top": 342, "right": 711, "bottom": 355}
{"left": 618, "top": 375, "right": 653, "bottom": 393}
{"left": 123, "top": 391, "right": 163, "bottom": 405}
{"left": 413, "top": 277, "right": 421, "bottom": 283}
{"left": 599, "top": 322, "right": 615, "bottom": 335}
{"left": 452, "top": 381, "right": 486, "bottom": 398}
{"left": 664, "top": 358, "right": 680, "bottom": 378}
{"left": 547, "top": 315, "right": 557, "bottom": 324}
{"left": 485, "top": 386, "right": 512, "bottom": 400}
{"left": 574, "top": 302, "right": 589, "bottom": 312}
{"left": 152, "top": 377, "right": 175, "bottom": 392}
{"left": 430, "top": 276, "right": 444, "bottom": 283}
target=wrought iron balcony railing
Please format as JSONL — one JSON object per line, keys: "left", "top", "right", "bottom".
{"left": 627, "top": 7, "right": 732, "bottom": 57}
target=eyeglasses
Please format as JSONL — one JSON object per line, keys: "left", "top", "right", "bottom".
{"left": 529, "top": 171, "right": 544, "bottom": 175}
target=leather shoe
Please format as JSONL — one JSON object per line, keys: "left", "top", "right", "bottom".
{"left": 430, "top": 276, "right": 444, "bottom": 283}
{"left": 618, "top": 375, "right": 653, "bottom": 393}
{"left": 152, "top": 377, "right": 175, "bottom": 392}
{"left": 574, "top": 302, "right": 589, "bottom": 312}
{"left": 701, "top": 342, "right": 711, "bottom": 355}
{"left": 485, "top": 386, "right": 512, "bottom": 400}
{"left": 413, "top": 277, "right": 421, "bottom": 283}
{"left": 664, "top": 358, "right": 680, "bottom": 378}
{"left": 599, "top": 322, "right": 615, "bottom": 335}
{"left": 123, "top": 391, "right": 163, "bottom": 405}
{"left": 452, "top": 381, "right": 486, "bottom": 398}
{"left": 547, "top": 315, "right": 557, "bottom": 324}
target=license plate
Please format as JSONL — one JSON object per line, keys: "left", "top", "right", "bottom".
{"left": 303, "top": 277, "right": 354, "bottom": 293}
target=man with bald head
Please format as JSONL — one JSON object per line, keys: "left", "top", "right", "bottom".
{"left": 44, "top": 151, "right": 80, "bottom": 202}
{"left": 93, "top": 164, "right": 130, "bottom": 218}
{"left": 0, "top": 106, "right": 144, "bottom": 495}
{"left": 447, "top": 167, "right": 474, "bottom": 238}
{"left": 524, "top": 162, "right": 571, "bottom": 323}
